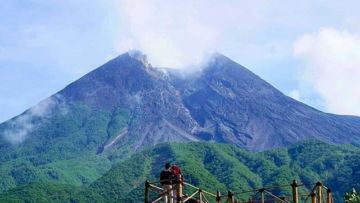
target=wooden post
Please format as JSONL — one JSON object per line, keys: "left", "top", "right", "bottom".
{"left": 326, "top": 189, "right": 332, "bottom": 203}
{"left": 199, "top": 189, "right": 203, "bottom": 203}
{"left": 316, "top": 182, "right": 322, "bottom": 203}
{"left": 259, "top": 189, "right": 265, "bottom": 203}
{"left": 144, "top": 180, "right": 150, "bottom": 203}
{"left": 228, "top": 191, "right": 234, "bottom": 203}
{"left": 176, "top": 175, "right": 183, "bottom": 203}
{"left": 311, "top": 192, "right": 316, "bottom": 203}
{"left": 216, "top": 191, "right": 221, "bottom": 203}
{"left": 291, "top": 180, "right": 299, "bottom": 203}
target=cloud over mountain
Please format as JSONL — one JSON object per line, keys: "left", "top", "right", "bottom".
{"left": 2, "top": 95, "right": 67, "bottom": 144}
{"left": 294, "top": 28, "right": 360, "bottom": 116}
{"left": 114, "top": 0, "right": 266, "bottom": 69}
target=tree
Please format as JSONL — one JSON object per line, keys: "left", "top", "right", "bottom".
{"left": 345, "top": 188, "right": 360, "bottom": 203}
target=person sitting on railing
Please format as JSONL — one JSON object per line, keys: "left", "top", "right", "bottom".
{"left": 160, "top": 163, "right": 175, "bottom": 203}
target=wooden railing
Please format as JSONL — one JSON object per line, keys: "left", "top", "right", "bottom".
{"left": 144, "top": 177, "right": 334, "bottom": 203}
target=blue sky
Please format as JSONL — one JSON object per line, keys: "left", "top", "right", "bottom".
{"left": 1, "top": 0, "right": 360, "bottom": 122}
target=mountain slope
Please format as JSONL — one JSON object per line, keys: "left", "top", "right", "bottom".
{"left": 170, "top": 54, "right": 360, "bottom": 149}
{"left": 0, "top": 51, "right": 360, "bottom": 192}
{"left": 0, "top": 52, "right": 198, "bottom": 191}
{"left": 1, "top": 141, "right": 359, "bottom": 202}
{"left": 84, "top": 141, "right": 360, "bottom": 202}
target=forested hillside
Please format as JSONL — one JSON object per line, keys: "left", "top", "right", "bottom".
{"left": 0, "top": 103, "right": 130, "bottom": 192}
{"left": 1, "top": 141, "right": 359, "bottom": 202}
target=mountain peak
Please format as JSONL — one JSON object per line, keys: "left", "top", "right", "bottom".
{"left": 109, "top": 50, "right": 150, "bottom": 68}
{"left": 201, "top": 52, "right": 252, "bottom": 76}
{"left": 127, "top": 50, "right": 151, "bottom": 68}
{"left": 208, "top": 52, "right": 234, "bottom": 64}
{"left": 201, "top": 52, "right": 265, "bottom": 84}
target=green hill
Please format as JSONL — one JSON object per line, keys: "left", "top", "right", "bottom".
{"left": 0, "top": 103, "right": 131, "bottom": 192}
{"left": 0, "top": 141, "right": 359, "bottom": 202}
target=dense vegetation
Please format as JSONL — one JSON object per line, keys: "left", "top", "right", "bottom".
{"left": 0, "top": 102, "right": 130, "bottom": 192}
{"left": 345, "top": 188, "right": 360, "bottom": 203}
{"left": 0, "top": 141, "right": 359, "bottom": 202}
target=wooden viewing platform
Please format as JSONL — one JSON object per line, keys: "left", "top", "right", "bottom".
{"left": 144, "top": 177, "right": 333, "bottom": 203}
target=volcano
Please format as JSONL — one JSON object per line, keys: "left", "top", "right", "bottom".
{"left": 0, "top": 51, "right": 359, "bottom": 191}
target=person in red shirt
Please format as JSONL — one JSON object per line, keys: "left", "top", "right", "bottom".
{"left": 170, "top": 164, "right": 183, "bottom": 201}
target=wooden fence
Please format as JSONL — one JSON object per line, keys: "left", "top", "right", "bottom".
{"left": 144, "top": 177, "right": 333, "bottom": 203}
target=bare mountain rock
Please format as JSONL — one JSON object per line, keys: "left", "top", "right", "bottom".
{"left": 169, "top": 53, "right": 360, "bottom": 150}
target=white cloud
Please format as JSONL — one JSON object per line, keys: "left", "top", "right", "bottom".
{"left": 114, "top": 0, "right": 267, "bottom": 69}
{"left": 294, "top": 28, "right": 360, "bottom": 115}
{"left": 2, "top": 95, "right": 67, "bottom": 144}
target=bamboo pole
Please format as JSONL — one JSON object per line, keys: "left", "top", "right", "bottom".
{"left": 311, "top": 192, "right": 316, "bottom": 203}
{"left": 202, "top": 192, "right": 210, "bottom": 203}
{"left": 199, "top": 189, "right": 203, "bottom": 203}
{"left": 259, "top": 189, "right": 265, "bottom": 203}
{"left": 183, "top": 191, "right": 199, "bottom": 202}
{"left": 149, "top": 183, "right": 163, "bottom": 191}
{"left": 145, "top": 180, "right": 150, "bottom": 203}
{"left": 228, "top": 191, "right": 234, "bottom": 203}
{"left": 264, "top": 190, "right": 289, "bottom": 203}
{"left": 291, "top": 180, "right": 299, "bottom": 203}
{"left": 326, "top": 189, "right": 332, "bottom": 203}
{"left": 176, "top": 175, "right": 183, "bottom": 203}
{"left": 316, "top": 182, "right": 322, "bottom": 203}
{"left": 216, "top": 191, "right": 221, "bottom": 203}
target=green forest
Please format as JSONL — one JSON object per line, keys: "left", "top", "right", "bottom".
{"left": 0, "top": 141, "right": 359, "bottom": 202}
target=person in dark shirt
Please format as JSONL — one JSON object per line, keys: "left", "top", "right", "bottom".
{"left": 160, "top": 163, "right": 174, "bottom": 203}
